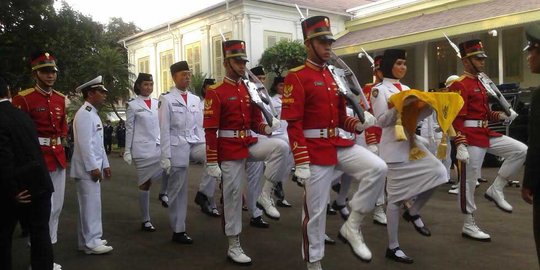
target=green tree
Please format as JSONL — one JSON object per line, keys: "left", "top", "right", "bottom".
{"left": 259, "top": 40, "right": 307, "bottom": 77}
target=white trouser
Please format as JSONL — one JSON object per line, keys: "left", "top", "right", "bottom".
{"left": 459, "top": 135, "right": 527, "bottom": 214}
{"left": 49, "top": 167, "right": 66, "bottom": 244}
{"left": 302, "top": 145, "right": 387, "bottom": 262}
{"left": 76, "top": 178, "right": 104, "bottom": 249}
{"left": 246, "top": 161, "right": 264, "bottom": 218}
{"left": 168, "top": 143, "right": 209, "bottom": 233}
{"left": 221, "top": 137, "right": 289, "bottom": 236}
{"left": 193, "top": 144, "right": 217, "bottom": 199}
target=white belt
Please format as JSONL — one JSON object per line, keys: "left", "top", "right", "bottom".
{"left": 464, "top": 120, "right": 488, "bottom": 128}
{"left": 303, "top": 128, "right": 338, "bottom": 138}
{"left": 218, "top": 129, "right": 252, "bottom": 138}
{"left": 38, "top": 137, "right": 61, "bottom": 146}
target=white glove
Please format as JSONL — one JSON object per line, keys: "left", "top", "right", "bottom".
{"left": 123, "top": 152, "right": 132, "bottom": 165}
{"left": 160, "top": 158, "right": 171, "bottom": 175}
{"left": 367, "top": 144, "right": 378, "bottom": 154}
{"left": 456, "top": 144, "right": 469, "bottom": 164}
{"left": 264, "top": 117, "right": 282, "bottom": 134}
{"left": 206, "top": 163, "right": 222, "bottom": 178}
{"left": 355, "top": 111, "right": 376, "bottom": 132}
{"left": 499, "top": 109, "right": 518, "bottom": 122}
{"left": 295, "top": 164, "right": 310, "bottom": 181}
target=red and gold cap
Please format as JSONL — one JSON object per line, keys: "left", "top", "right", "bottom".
{"left": 302, "top": 16, "right": 335, "bottom": 42}
{"left": 373, "top": 55, "right": 383, "bottom": 70}
{"left": 459, "top": 39, "right": 487, "bottom": 58}
{"left": 222, "top": 40, "right": 249, "bottom": 61}
{"left": 30, "top": 51, "right": 58, "bottom": 72}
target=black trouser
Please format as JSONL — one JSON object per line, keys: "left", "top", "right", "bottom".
{"left": 0, "top": 193, "right": 53, "bottom": 270}
{"left": 534, "top": 191, "right": 540, "bottom": 268}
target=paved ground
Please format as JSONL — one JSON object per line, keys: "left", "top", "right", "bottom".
{"left": 11, "top": 152, "right": 539, "bottom": 270}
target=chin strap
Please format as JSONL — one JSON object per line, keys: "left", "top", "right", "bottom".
{"left": 309, "top": 39, "right": 325, "bottom": 65}
{"left": 226, "top": 58, "right": 244, "bottom": 79}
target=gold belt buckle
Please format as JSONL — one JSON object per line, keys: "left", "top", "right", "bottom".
{"left": 51, "top": 137, "right": 57, "bottom": 146}
{"left": 239, "top": 130, "right": 245, "bottom": 138}
{"left": 483, "top": 121, "right": 488, "bottom": 128}
{"left": 328, "top": 128, "right": 335, "bottom": 137}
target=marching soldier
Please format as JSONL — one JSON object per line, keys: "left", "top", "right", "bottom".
{"left": 449, "top": 39, "right": 527, "bottom": 241}
{"left": 281, "top": 16, "right": 387, "bottom": 270}
{"left": 12, "top": 51, "right": 68, "bottom": 248}
{"left": 203, "top": 39, "right": 288, "bottom": 265}
{"left": 370, "top": 49, "right": 447, "bottom": 263}
{"left": 71, "top": 76, "right": 113, "bottom": 255}
{"left": 123, "top": 73, "right": 163, "bottom": 231}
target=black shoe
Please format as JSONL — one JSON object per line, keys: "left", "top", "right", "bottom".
{"left": 274, "top": 182, "right": 285, "bottom": 200}
{"left": 324, "top": 235, "right": 336, "bottom": 245}
{"left": 331, "top": 200, "right": 349, "bottom": 221}
{"left": 326, "top": 204, "right": 337, "bottom": 215}
{"left": 195, "top": 192, "right": 215, "bottom": 216}
{"left": 402, "top": 210, "right": 431, "bottom": 237}
{"left": 158, "top": 194, "right": 169, "bottom": 208}
{"left": 209, "top": 208, "right": 221, "bottom": 217}
{"left": 141, "top": 221, "right": 156, "bottom": 232}
{"left": 172, "top": 232, "right": 193, "bottom": 244}
{"left": 331, "top": 183, "right": 341, "bottom": 193}
{"left": 276, "top": 199, "right": 292, "bottom": 208}
{"left": 291, "top": 175, "right": 304, "bottom": 187}
{"left": 250, "top": 216, "right": 270, "bottom": 228}
{"left": 477, "top": 177, "right": 488, "bottom": 183}
{"left": 386, "top": 247, "right": 414, "bottom": 264}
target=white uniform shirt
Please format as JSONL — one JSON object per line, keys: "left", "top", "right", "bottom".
{"left": 271, "top": 94, "right": 288, "bottom": 137}
{"left": 125, "top": 96, "right": 160, "bottom": 159}
{"left": 70, "top": 101, "right": 109, "bottom": 179}
{"left": 158, "top": 88, "right": 203, "bottom": 167}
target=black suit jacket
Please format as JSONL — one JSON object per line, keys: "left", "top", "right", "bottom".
{"left": 524, "top": 86, "right": 540, "bottom": 194}
{"left": 0, "top": 101, "right": 53, "bottom": 201}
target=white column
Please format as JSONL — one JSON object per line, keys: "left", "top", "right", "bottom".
{"left": 498, "top": 30, "right": 504, "bottom": 84}
{"left": 423, "top": 42, "right": 429, "bottom": 91}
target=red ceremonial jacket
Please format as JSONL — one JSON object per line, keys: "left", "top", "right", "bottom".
{"left": 203, "top": 77, "right": 269, "bottom": 162}
{"left": 449, "top": 73, "right": 502, "bottom": 148}
{"left": 362, "top": 83, "right": 382, "bottom": 145}
{"left": 12, "top": 87, "right": 68, "bottom": 171}
{"left": 281, "top": 60, "right": 360, "bottom": 166}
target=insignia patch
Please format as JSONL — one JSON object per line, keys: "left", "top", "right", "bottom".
{"left": 474, "top": 88, "right": 480, "bottom": 92}
{"left": 36, "top": 107, "right": 46, "bottom": 112}
{"left": 136, "top": 109, "right": 145, "bottom": 112}
{"left": 228, "top": 96, "right": 238, "bottom": 101}
{"left": 372, "top": 89, "right": 379, "bottom": 98}
{"left": 85, "top": 106, "right": 92, "bottom": 112}
{"left": 314, "top": 81, "right": 324, "bottom": 86}
{"left": 172, "top": 102, "right": 181, "bottom": 107}
{"left": 283, "top": 85, "right": 293, "bottom": 97}
{"left": 204, "top": 99, "right": 213, "bottom": 110}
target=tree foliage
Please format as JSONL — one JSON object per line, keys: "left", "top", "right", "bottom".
{"left": 259, "top": 40, "right": 307, "bottom": 77}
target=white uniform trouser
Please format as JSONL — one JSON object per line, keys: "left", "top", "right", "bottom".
{"left": 221, "top": 137, "right": 289, "bottom": 236}
{"left": 49, "top": 167, "right": 66, "bottom": 244}
{"left": 168, "top": 143, "right": 210, "bottom": 233}
{"left": 196, "top": 145, "right": 217, "bottom": 200}
{"left": 302, "top": 145, "right": 387, "bottom": 262}
{"left": 460, "top": 135, "right": 527, "bottom": 214}
{"left": 246, "top": 161, "right": 264, "bottom": 218}
{"left": 76, "top": 178, "right": 104, "bottom": 249}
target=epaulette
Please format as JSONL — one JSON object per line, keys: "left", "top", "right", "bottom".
{"left": 127, "top": 97, "right": 135, "bottom": 102}
{"left": 289, "top": 65, "right": 305, "bottom": 72}
{"left": 53, "top": 90, "right": 66, "bottom": 98}
{"left": 373, "top": 82, "right": 383, "bottom": 88}
{"left": 161, "top": 91, "right": 170, "bottom": 95}
{"left": 85, "top": 106, "right": 92, "bottom": 112}
{"left": 18, "top": 88, "right": 35, "bottom": 96}
{"left": 208, "top": 82, "right": 223, "bottom": 90}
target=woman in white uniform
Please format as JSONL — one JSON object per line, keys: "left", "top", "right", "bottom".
{"left": 371, "top": 49, "right": 447, "bottom": 264}
{"left": 124, "top": 73, "right": 163, "bottom": 232}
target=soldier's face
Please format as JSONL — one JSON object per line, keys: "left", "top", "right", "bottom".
{"left": 256, "top": 75, "right": 266, "bottom": 84}
{"left": 89, "top": 89, "right": 107, "bottom": 106}
{"left": 225, "top": 58, "right": 247, "bottom": 78}
{"left": 276, "top": 82, "right": 285, "bottom": 95}
{"left": 463, "top": 56, "right": 486, "bottom": 73}
{"left": 307, "top": 38, "right": 333, "bottom": 62}
{"left": 391, "top": 59, "right": 407, "bottom": 79}
{"left": 527, "top": 47, "right": 540, "bottom": 74}
{"left": 139, "top": 81, "right": 154, "bottom": 97}
{"left": 35, "top": 69, "right": 57, "bottom": 87}
{"left": 173, "top": 71, "right": 191, "bottom": 90}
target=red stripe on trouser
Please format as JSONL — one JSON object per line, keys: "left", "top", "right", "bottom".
{"left": 219, "top": 179, "right": 226, "bottom": 235}
{"left": 458, "top": 161, "right": 468, "bottom": 214}
{"left": 302, "top": 188, "right": 310, "bottom": 261}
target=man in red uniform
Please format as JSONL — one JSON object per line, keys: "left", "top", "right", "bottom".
{"left": 449, "top": 39, "right": 527, "bottom": 241}
{"left": 281, "top": 16, "right": 387, "bottom": 270}
{"left": 203, "top": 40, "right": 288, "bottom": 265}
{"left": 12, "top": 51, "right": 68, "bottom": 249}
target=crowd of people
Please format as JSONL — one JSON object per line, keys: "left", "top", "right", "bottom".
{"left": 1, "top": 16, "right": 540, "bottom": 270}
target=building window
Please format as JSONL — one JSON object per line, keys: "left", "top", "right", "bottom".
{"left": 185, "top": 42, "right": 201, "bottom": 74}
{"left": 138, "top": 56, "right": 150, "bottom": 74}
{"left": 264, "top": 31, "right": 292, "bottom": 49}
{"left": 213, "top": 32, "right": 232, "bottom": 81}
{"left": 503, "top": 27, "right": 523, "bottom": 83}
{"left": 428, "top": 40, "right": 458, "bottom": 90}
{"left": 160, "top": 50, "right": 174, "bottom": 93}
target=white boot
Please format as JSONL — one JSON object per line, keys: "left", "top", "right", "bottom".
{"left": 257, "top": 180, "right": 280, "bottom": 219}
{"left": 485, "top": 176, "right": 513, "bottom": 213}
{"left": 338, "top": 211, "right": 372, "bottom": 261}
{"left": 372, "top": 205, "right": 387, "bottom": 225}
{"left": 227, "top": 235, "right": 252, "bottom": 264}
{"left": 462, "top": 214, "right": 491, "bottom": 241}
{"left": 307, "top": 260, "right": 323, "bottom": 270}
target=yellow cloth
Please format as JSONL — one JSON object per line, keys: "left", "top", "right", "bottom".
{"left": 388, "top": 89, "right": 464, "bottom": 160}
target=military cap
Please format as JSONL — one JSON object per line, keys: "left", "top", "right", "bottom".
{"left": 459, "top": 39, "right": 487, "bottom": 58}
{"left": 134, "top": 73, "right": 153, "bottom": 94}
{"left": 170, "top": 61, "right": 190, "bottom": 75}
{"left": 273, "top": 76, "right": 284, "bottom": 84}
{"left": 373, "top": 55, "right": 383, "bottom": 70}
{"left": 30, "top": 51, "right": 58, "bottom": 72}
{"left": 75, "top": 75, "right": 108, "bottom": 93}
{"left": 222, "top": 40, "right": 249, "bottom": 61}
{"left": 302, "top": 16, "right": 335, "bottom": 42}
{"left": 203, "top": 78, "right": 216, "bottom": 86}
{"left": 524, "top": 22, "right": 540, "bottom": 51}
{"left": 250, "top": 66, "right": 265, "bottom": 76}
{"left": 380, "top": 49, "right": 406, "bottom": 79}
